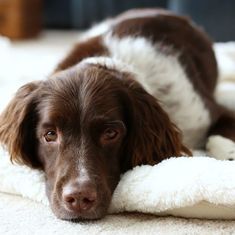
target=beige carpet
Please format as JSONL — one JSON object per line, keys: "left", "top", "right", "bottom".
{"left": 2, "top": 192, "right": 235, "bottom": 235}
{"left": 1, "top": 31, "right": 235, "bottom": 234}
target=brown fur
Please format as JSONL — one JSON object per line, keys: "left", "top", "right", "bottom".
{"left": 55, "top": 36, "right": 108, "bottom": 72}
{"left": 0, "top": 82, "right": 42, "bottom": 168}
{"left": 208, "top": 109, "right": 235, "bottom": 142}
{"left": 120, "top": 74, "right": 191, "bottom": 171}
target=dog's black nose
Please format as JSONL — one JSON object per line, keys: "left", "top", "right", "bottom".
{"left": 62, "top": 181, "right": 97, "bottom": 212}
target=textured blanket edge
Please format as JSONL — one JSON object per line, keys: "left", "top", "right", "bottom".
{"left": 1, "top": 147, "right": 235, "bottom": 220}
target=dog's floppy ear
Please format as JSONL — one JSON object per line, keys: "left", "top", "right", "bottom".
{"left": 0, "top": 82, "right": 42, "bottom": 168}
{"left": 122, "top": 77, "right": 192, "bottom": 171}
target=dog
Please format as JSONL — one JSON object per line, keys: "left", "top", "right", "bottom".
{"left": 0, "top": 9, "right": 235, "bottom": 220}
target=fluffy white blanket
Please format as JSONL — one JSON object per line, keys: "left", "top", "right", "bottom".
{"left": 2, "top": 148, "right": 235, "bottom": 220}
{"left": 1, "top": 33, "right": 235, "bottom": 223}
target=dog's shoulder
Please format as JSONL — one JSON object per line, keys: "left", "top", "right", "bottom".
{"left": 107, "top": 9, "right": 218, "bottom": 93}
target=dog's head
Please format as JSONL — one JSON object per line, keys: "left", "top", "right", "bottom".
{"left": 0, "top": 62, "right": 190, "bottom": 220}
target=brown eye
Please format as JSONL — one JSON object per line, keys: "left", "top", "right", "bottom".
{"left": 103, "top": 128, "right": 118, "bottom": 141}
{"left": 44, "top": 130, "right": 57, "bottom": 142}
{"left": 99, "top": 121, "right": 126, "bottom": 146}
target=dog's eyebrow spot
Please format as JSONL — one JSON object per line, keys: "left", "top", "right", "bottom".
{"left": 41, "top": 123, "right": 56, "bottom": 129}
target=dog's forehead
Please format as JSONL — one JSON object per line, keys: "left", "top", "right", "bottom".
{"left": 39, "top": 69, "right": 125, "bottom": 127}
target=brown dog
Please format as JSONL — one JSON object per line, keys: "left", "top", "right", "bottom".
{"left": 0, "top": 9, "right": 234, "bottom": 220}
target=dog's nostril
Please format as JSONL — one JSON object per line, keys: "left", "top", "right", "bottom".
{"left": 83, "top": 197, "right": 95, "bottom": 204}
{"left": 65, "top": 196, "right": 76, "bottom": 204}
{"left": 80, "top": 192, "right": 97, "bottom": 210}
{"left": 83, "top": 198, "right": 91, "bottom": 204}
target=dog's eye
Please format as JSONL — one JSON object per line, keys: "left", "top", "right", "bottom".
{"left": 102, "top": 128, "right": 119, "bottom": 142}
{"left": 44, "top": 131, "right": 57, "bottom": 142}
{"left": 103, "top": 128, "right": 118, "bottom": 140}
{"left": 98, "top": 121, "right": 126, "bottom": 146}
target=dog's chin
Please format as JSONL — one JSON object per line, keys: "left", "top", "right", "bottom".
{"left": 54, "top": 206, "right": 109, "bottom": 221}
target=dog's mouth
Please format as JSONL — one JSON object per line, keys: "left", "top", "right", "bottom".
{"left": 49, "top": 188, "right": 112, "bottom": 221}
{"left": 53, "top": 200, "right": 110, "bottom": 221}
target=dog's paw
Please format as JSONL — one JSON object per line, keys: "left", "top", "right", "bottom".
{"left": 206, "top": 135, "right": 235, "bottom": 161}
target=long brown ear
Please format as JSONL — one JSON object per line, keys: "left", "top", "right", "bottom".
{"left": 122, "top": 78, "right": 192, "bottom": 171}
{"left": 0, "top": 82, "right": 42, "bottom": 168}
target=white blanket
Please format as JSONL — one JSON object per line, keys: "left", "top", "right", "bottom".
{"left": 2, "top": 146, "right": 235, "bottom": 220}
{"left": 1, "top": 34, "right": 235, "bottom": 221}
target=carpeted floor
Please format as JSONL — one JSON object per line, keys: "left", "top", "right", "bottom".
{"left": 2, "top": 192, "right": 235, "bottom": 235}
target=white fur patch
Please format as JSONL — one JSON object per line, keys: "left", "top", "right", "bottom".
{"left": 92, "top": 34, "right": 211, "bottom": 148}
{"left": 206, "top": 135, "right": 235, "bottom": 160}
{"left": 81, "top": 56, "right": 135, "bottom": 75}
{"left": 80, "top": 20, "right": 113, "bottom": 40}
